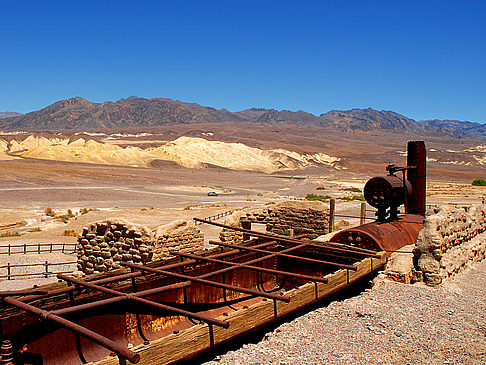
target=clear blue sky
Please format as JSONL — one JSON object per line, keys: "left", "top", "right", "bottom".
{"left": 1, "top": 0, "right": 485, "bottom": 123}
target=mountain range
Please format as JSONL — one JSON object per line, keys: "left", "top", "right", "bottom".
{"left": 1, "top": 96, "right": 485, "bottom": 140}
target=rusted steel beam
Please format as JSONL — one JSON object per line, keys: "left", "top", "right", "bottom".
{"left": 2, "top": 296, "right": 140, "bottom": 364}
{"left": 57, "top": 274, "right": 229, "bottom": 328}
{"left": 120, "top": 262, "right": 291, "bottom": 303}
{"left": 194, "top": 218, "right": 380, "bottom": 257}
{"left": 209, "top": 241, "right": 358, "bottom": 271}
{"left": 0, "top": 289, "right": 47, "bottom": 297}
{"left": 286, "top": 241, "right": 382, "bottom": 259}
{"left": 171, "top": 251, "right": 328, "bottom": 283}
{"left": 18, "top": 239, "right": 293, "bottom": 303}
{"left": 53, "top": 281, "right": 192, "bottom": 316}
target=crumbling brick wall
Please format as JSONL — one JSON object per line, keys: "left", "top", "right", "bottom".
{"left": 219, "top": 200, "right": 329, "bottom": 243}
{"left": 413, "top": 204, "right": 486, "bottom": 286}
{"left": 77, "top": 219, "right": 203, "bottom": 275}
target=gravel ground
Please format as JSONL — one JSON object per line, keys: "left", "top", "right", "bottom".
{"left": 204, "top": 260, "right": 486, "bottom": 365}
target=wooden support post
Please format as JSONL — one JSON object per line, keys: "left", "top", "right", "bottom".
{"left": 24, "top": 244, "right": 26, "bottom": 254}
{"left": 329, "top": 198, "right": 335, "bottom": 233}
{"left": 7, "top": 245, "right": 10, "bottom": 256}
{"left": 38, "top": 243, "right": 40, "bottom": 254}
{"left": 241, "top": 221, "right": 251, "bottom": 241}
{"left": 360, "top": 202, "right": 366, "bottom": 225}
{"left": 7, "top": 263, "right": 10, "bottom": 280}
{"left": 45, "top": 261, "right": 49, "bottom": 278}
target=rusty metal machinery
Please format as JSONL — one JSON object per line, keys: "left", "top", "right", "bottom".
{"left": 332, "top": 141, "right": 426, "bottom": 252}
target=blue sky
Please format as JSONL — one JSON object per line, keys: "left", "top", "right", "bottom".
{"left": 1, "top": 0, "right": 485, "bottom": 123}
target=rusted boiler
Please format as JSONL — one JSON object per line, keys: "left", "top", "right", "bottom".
{"left": 0, "top": 142, "right": 426, "bottom": 365}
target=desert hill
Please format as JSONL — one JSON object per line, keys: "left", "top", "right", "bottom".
{"left": 0, "top": 135, "right": 341, "bottom": 173}
{"left": 1, "top": 97, "right": 485, "bottom": 140}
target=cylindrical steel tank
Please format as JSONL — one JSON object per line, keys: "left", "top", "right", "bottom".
{"left": 330, "top": 214, "right": 424, "bottom": 252}
{"left": 364, "top": 175, "right": 412, "bottom": 209}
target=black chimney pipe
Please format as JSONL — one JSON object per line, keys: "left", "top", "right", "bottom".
{"left": 406, "top": 141, "right": 426, "bottom": 215}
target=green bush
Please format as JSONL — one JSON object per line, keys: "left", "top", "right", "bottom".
{"left": 472, "top": 178, "right": 486, "bottom": 186}
{"left": 0, "top": 231, "right": 20, "bottom": 237}
{"left": 45, "top": 207, "right": 55, "bottom": 217}
{"left": 352, "top": 195, "right": 366, "bottom": 201}
{"left": 306, "top": 194, "right": 331, "bottom": 202}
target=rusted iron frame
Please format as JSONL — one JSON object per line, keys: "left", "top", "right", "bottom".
{"left": 193, "top": 218, "right": 380, "bottom": 258}
{"left": 171, "top": 251, "right": 329, "bottom": 283}
{"left": 0, "top": 289, "right": 47, "bottom": 297}
{"left": 120, "top": 262, "right": 291, "bottom": 303}
{"left": 282, "top": 241, "right": 382, "bottom": 259}
{"left": 57, "top": 274, "right": 228, "bottom": 328}
{"left": 18, "top": 239, "right": 290, "bottom": 303}
{"left": 209, "top": 241, "right": 358, "bottom": 271}
{"left": 52, "top": 281, "right": 191, "bottom": 316}
{"left": 2, "top": 296, "right": 140, "bottom": 364}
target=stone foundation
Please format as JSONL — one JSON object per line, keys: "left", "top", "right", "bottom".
{"left": 413, "top": 204, "right": 486, "bottom": 286}
{"left": 77, "top": 219, "right": 203, "bottom": 275}
{"left": 220, "top": 200, "right": 329, "bottom": 243}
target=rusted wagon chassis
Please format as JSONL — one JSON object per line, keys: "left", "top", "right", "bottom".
{"left": 0, "top": 141, "right": 426, "bottom": 364}
{"left": 0, "top": 230, "right": 386, "bottom": 365}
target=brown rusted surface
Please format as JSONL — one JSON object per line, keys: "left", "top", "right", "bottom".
{"left": 407, "top": 140, "right": 426, "bottom": 216}
{"left": 330, "top": 214, "right": 424, "bottom": 252}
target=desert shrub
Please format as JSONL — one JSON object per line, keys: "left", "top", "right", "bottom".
{"left": 316, "top": 186, "right": 326, "bottom": 190}
{"left": 306, "top": 194, "right": 331, "bottom": 202}
{"left": 0, "top": 231, "right": 20, "bottom": 237}
{"left": 345, "top": 187, "right": 362, "bottom": 193}
{"left": 353, "top": 195, "right": 366, "bottom": 201}
{"left": 62, "top": 230, "right": 77, "bottom": 237}
{"left": 28, "top": 227, "right": 42, "bottom": 232}
{"left": 66, "top": 209, "right": 74, "bottom": 218}
{"left": 45, "top": 207, "right": 55, "bottom": 217}
{"left": 80, "top": 208, "right": 89, "bottom": 215}
{"left": 472, "top": 178, "right": 486, "bottom": 186}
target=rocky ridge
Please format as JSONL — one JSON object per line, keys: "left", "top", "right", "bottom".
{"left": 1, "top": 97, "right": 485, "bottom": 140}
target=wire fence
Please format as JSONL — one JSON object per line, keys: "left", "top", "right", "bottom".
{"left": 0, "top": 242, "right": 77, "bottom": 256}
{"left": 0, "top": 261, "right": 77, "bottom": 280}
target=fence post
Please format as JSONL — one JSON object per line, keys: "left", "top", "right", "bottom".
{"left": 24, "top": 244, "right": 26, "bottom": 254}
{"left": 7, "top": 245, "right": 10, "bottom": 256}
{"left": 62, "top": 243, "right": 65, "bottom": 253}
{"left": 38, "top": 243, "right": 40, "bottom": 254}
{"left": 360, "top": 202, "right": 366, "bottom": 225}
{"left": 45, "top": 261, "right": 49, "bottom": 278}
{"left": 7, "top": 263, "right": 10, "bottom": 280}
{"left": 50, "top": 242, "right": 53, "bottom": 253}
{"left": 329, "top": 198, "right": 335, "bottom": 233}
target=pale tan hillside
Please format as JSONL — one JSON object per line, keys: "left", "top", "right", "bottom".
{"left": 5, "top": 135, "right": 341, "bottom": 172}
{"left": 150, "top": 136, "right": 341, "bottom": 173}
{"left": 21, "top": 138, "right": 155, "bottom": 167}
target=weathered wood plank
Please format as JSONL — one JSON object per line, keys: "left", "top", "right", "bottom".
{"left": 91, "top": 252, "right": 386, "bottom": 365}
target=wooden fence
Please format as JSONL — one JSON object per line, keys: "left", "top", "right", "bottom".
{"left": 0, "top": 261, "right": 77, "bottom": 280}
{"left": 195, "top": 210, "right": 234, "bottom": 225}
{"left": 0, "top": 242, "right": 77, "bottom": 256}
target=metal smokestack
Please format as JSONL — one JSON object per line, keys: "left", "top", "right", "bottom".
{"left": 406, "top": 141, "right": 426, "bottom": 215}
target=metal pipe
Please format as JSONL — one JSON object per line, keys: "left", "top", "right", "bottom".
{"left": 53, "top": 281, "right": 192, "bottom": 316}
{"left": 119, "top": 263, "right": 290, "bottom": 303}
{"left": 194, "top": 218, "right": 380, "bottom": 257}
{"left": 407, "top": 141, "right": 426, "bottom": 215}
{"left": 19, "top": 239, "right": 292, "bottom": 303}
{"left": 3, "top": 296, "right": 140, "bottom": 364}
{"left": 171, "top": 251, "right": 328, "bottom": 283}
{"left": 57, "top": 274, "right": 229, "bottom": 328}
{"left": 209, "top": 241, "right": 357, "bottom": 271}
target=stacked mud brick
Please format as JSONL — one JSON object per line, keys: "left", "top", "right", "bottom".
{"left": 219, "top": 212, "right": 244, "bottom": 244}
{"left": 219, "top": 200, "right": 329, "bottom": 243}
{"left": 77, "top": 219, "right": 203, "bottom": 275}
{"left": 413, "top": 204, "right": 486, "bottom": 286}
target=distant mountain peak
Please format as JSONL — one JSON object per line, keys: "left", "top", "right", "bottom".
{"left": 0, "top": 97, "right": 484, "bottom": 140}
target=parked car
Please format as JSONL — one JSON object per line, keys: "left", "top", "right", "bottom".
{"left": 207, "top": 191, "right": 218, "bottom": 196}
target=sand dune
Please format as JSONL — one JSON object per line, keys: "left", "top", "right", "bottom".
{"left": 3, "top": 135, "right": 341, "bottom": 172}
